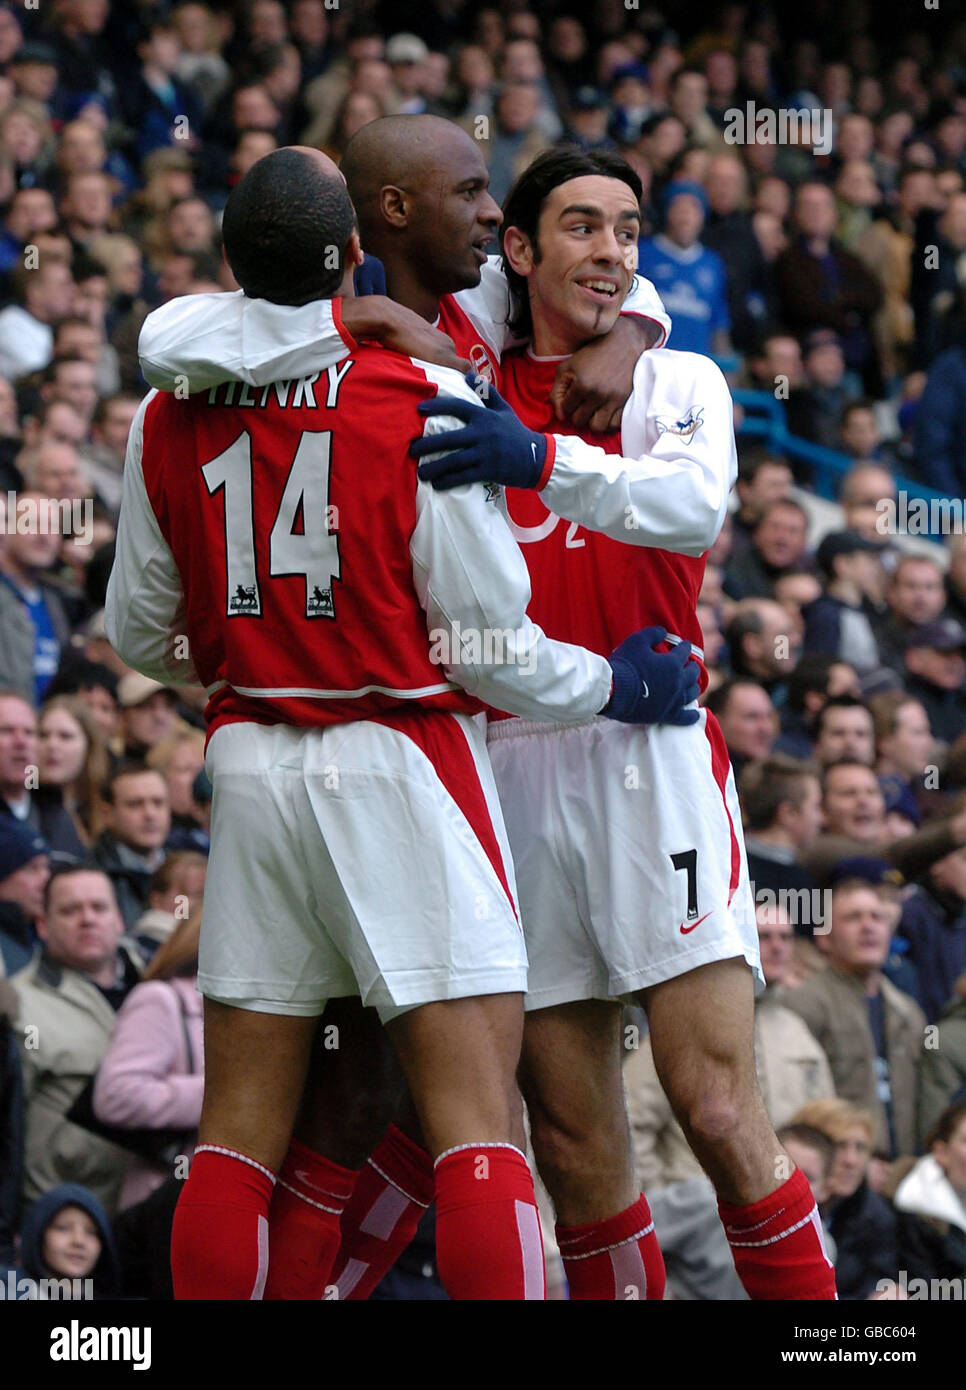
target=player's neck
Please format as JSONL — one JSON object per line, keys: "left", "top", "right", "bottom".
{"left": 382, "top": 259, "right": 441, "bottom": 325}
{"left": 529, "top": 313, "right": 585, "bottom": 360}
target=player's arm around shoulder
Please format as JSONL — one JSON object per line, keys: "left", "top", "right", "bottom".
{"left": 541, "top": 346, "right": 736, "bottom": 556}
{"left": 409, "top": 364, "right": 612, "bottom": 722}
{"left": 104, "top": 394, "right": 198, "bottom": 686}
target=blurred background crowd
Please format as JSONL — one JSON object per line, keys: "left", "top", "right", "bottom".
{"left": 1, "top": 0, "right": 966, "bottom": 1301}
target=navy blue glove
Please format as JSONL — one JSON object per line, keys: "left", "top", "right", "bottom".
{"left": 411, "top": 371, "right": 549, "bottom": 490}
{"left": 353, "top": 254, "right": 387, "bottom": 297}
{"left": 603, "top": 627, "right": 701, "bottom": 726}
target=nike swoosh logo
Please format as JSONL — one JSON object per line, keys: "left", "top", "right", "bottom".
{"left": 679, "top": 910, "right": 713, "bottom": 935}
{"left": 531, "top": 442, "right": 538, "bottom": 463}
{"left": 294, "top": 1170, "right": 342, "bottom": 1197}
{"left": 641, "top": 680, "right": 649, "bottom": 698}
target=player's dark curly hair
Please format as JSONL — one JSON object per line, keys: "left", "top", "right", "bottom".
{"left": 499, "top": 146, "right": 643, "bottom": 341}
{"left": 222, "top": 148, "right": 356, "bottom": 305}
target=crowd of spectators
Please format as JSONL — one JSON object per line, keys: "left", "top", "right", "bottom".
{"left": 1, "top": 0, "right": 965, "bottom": 1301}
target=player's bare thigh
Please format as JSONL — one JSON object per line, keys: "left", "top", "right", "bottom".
{"left": 294, "top": 997, "right": 408, "bottom": 1168}
{"left": 519, "top": 999, "right": 637, "bottom": 1226}
{"left": 199, "top": 998, "right": 319, "bottom": 1173}
{"left": 637, "top": 957, "right": 779, "bottom": 1202}
{"left": 385, "top": 993, "right": 526, "bottom": 1157}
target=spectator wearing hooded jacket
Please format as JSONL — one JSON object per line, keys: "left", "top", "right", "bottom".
{"left": 12, "top": 1182, "right": 118, "bottom": 1297}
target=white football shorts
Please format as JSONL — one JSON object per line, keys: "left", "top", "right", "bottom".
{"left": 199, "top": 711, "right": 526, "bottom": 1022}
{"left": 486, "top": 708, "right": 762, "bottom": 1011}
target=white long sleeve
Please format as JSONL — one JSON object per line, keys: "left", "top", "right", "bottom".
{"left": 540, "top": 349, "right": 736, "bottom": 556}
{"left": 104, "top": 394, "right": 199, "bottom": 684}
{"left": 138, "top": 290, "right": 351, "bottom": 393}
{"left": 411, "top": 364, "right": 612, "bottom": 722}
{"left": 137, "top": 263, "right": 671, "bottom": 391}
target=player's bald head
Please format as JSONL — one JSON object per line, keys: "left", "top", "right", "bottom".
{"left": 223, "top": 145, "right": 356, "bottom": 305}
{"left": 341, "top": 115, "right": 482, "bottom": 232}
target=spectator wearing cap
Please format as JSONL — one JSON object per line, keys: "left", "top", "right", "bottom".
{"left": 875, "top": 554, "right": 947, "bottom": 676}
{"left": 116, "top": 674, "right": 180, "bottom": 762}
{"left": 739, "top": 754, "right": 823, "bottom": 920}
{"left": 903, "top": 619, "right": 966, "bottom": 746}
{"left": 385, "top": 33, "right": 429, "bottom": 116}
{"left": 802, "top": 531, "right": 884, "bottom": 675}
{"left": 638, "top": 179, "right": 731, "bottom": 358}
{"left": 563, "top": 87, "right": 614, "bottom": 152}
{"left": 606, "top": 61, "right": 651, "bottom": 146}
{"left": 782, "top": 875, "right": 925, "bottom": 1157}
{"left": 0, "top": 820, "right": 48, "bottom": 975}
{"left": 11, "top": 864, "right": 140, "bottom": 1211}
{"left": 0, "top": 691, "right": 86, "bottom": 862}
{"left": 93, "top": 764, "right": 171, "bottom": 931}
{"left": 8, "top": 41, "right": 59, "bottom": 108}
{"left": 723, "top": 497, "right": 810, "bottom": 601}
{"left": 895, "top": 848, "right": 966, "bottom": 1024}
{"left": 774, "top": 181, "right": 883, "bottom": 394}
{"left": 812, "top": 697, "right": 876, "bottom": 770}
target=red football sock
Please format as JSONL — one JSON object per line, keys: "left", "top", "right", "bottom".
{"left": 170, "top": 1145, "right": 276, "bottom": 1300}
{"left": 556, "top": 1193, "right": 666, "bottom": 1301}
{"left": 264, "top": 1138, "right": 358, "bottom": 1300}
{"left": 331, "top": 1123, "right": 434, "bottom": 1300}
{"left": 434, "top": 1142, "right": 545, "bottom": 1300}
{"left": 718, "top": 1167, "right": 838, "bottom": 1300}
